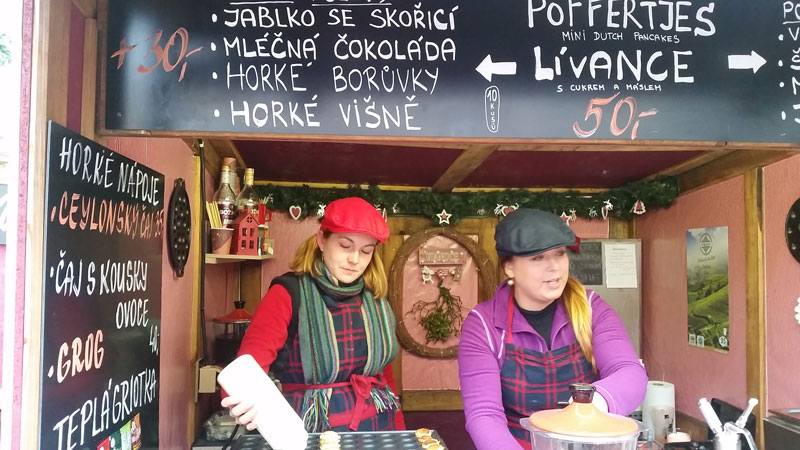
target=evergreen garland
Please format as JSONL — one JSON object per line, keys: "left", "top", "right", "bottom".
{"left": 254, "top": 176, "right": 679, "bottom": 224}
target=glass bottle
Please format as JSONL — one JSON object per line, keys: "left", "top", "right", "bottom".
{"left": 236, "top": 168, "right": 259, "bottom": 217}
{"left": 213, "top": 166, "right": 237, "bottom": 227}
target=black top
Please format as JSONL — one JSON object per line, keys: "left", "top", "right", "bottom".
{"left": 515, "top": 299, "right": 558, "bottom": 350}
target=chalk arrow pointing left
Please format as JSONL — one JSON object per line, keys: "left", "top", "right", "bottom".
{"left": 727, "top": 51, "right": 767, "bottom": 73}
{"left": 476, "top": 55, "right": 517, "bottom": 82}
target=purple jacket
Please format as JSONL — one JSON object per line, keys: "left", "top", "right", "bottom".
{"left": 458, "top": 281, "right": 647, "bottom": 450}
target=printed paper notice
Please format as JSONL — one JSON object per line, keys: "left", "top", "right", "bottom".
{"left": 603, "top": 243, "right": 638, "bottom": 288}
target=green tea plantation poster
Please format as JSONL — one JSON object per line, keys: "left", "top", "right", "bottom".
{"left": 686, "top": 226, "right": 730, "bottom": 352}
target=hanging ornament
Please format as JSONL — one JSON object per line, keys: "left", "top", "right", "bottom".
{"left": 289, "top": 205, "right": 303, "bottom": 220}
{"left": 436, "top": 209, "right": 452, "bottom": 225}
{"left": 421, "top": 265, "right": 435, "bottom": 284}
{"left": 601, "top": 199, "right": 614, "bottom": 220}
{"left": 560, "top": 210, "right": 577, "bottom": 226}
{"left": 589, "top": 207, "right": 598, "bottom": 218}
{"left": 630, "top": 199, "right": 646, "bottom": 215}
{"left": 794, "top": 297, "right": 800, "bottom": 325}
{"left": 436, "top": 268, "right": 450, "bottom": 279}
{"left": 315, "top": 204, "right": 326, "bottom": 217}
{"left": 452, "top": 266, "right": 463, "bottom": 281}
{"left": 374, "top": 204, "right": 387, "bottom": 220}
{"left": 494, "top": 203, "right": 519, "bottom": 217}
{"left": 477, "top": 208, "right": 487, "bottom": 216}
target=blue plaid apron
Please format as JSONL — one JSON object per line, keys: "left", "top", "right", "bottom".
{"left": 499, "top": 289, "right": 596, "bottom": 449}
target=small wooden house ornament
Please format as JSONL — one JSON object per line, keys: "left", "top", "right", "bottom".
{"left": 232, "top": 211, "right": 259, "bottom": 255}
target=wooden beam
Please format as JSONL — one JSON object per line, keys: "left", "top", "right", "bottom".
{"left": 188, "top": 155, "right": 202, "bottom": 444}
{"left": 402, "top": 390, "right": 463, "bottom": 411}
{"left": 198, "top": 139, "right": 223, "bottom": 181}
{"left": 72, "top": 0, "right": 97, "bottom": 18}
{"left": 80, "top": 18, "right": 97, "bottom": 140}
{"left": 679, "top": 150, "right": 798, "bottom": 193}
{"left": 432, "top": 145, "right": 497, "bottom": 192}
{"left": 22, "top": 0, "right": 73, "bottom": 448}
{"left": 208, "top": 139, "right": 246, "bottom": 169}
{"left": 253, "top": 180, "right": 608, "bottom": 194}
{"left": 497, "top": 142, "right": 724, "bottom": 152}
{"left": 643, "top": 150, "right": 732, "bottom": 180}
{"left": 744, "top": 168, "right": 766, "bottom": 450}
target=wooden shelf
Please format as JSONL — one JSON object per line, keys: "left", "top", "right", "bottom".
{"left": 205, "top": 240, "right": 274, "bottom": 264}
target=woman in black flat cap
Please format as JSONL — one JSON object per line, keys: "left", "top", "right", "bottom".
{"left": 222, "top": 197, "right": 405, "bottom": 433}
{"left": 458, "top": 208, "right": 647, "bottom": 450}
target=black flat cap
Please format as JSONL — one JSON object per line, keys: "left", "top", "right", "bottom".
{"left": 495, "top": 209, "right": 577, "bottom": 257}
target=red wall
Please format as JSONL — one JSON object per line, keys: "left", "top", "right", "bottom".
{"left": 637, "top": 177, "right": 748, "bottom": 419}
{"left": 764, "top": 154, "right": 800, "bottom": 410}
{"left": 107, "top": 137, "right": 197, "bottom": 449}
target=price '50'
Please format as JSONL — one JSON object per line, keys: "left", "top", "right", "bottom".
{"left": 572, "top": 93, "right": 658, "bottom": 140}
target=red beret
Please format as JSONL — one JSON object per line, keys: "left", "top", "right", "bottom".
{"left": 320, "top": 197, "right": 389, "bottom": 243}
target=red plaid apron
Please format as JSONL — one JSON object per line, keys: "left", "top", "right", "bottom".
{"left": 277, "top": 296, "right": 397, "bottom": 432}
{"left": 499, "top": 291, "right": 596, "bottom": 449}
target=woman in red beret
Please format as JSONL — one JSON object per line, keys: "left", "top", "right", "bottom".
{"left": 222, "top": 197, "right": 405, "bottom": 432}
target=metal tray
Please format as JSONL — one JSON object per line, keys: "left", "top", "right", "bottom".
{"left": 232, "top": 429, "right": 446, "bottom": 450}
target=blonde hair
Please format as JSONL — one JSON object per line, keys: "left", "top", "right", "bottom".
{"left": 290, "top": 231, "right": 388, "bottom": 299}
{"left": 501, "top": 255, "right": 596, "bottom": 373}
{"left": 561, "top": 276, "right": 596, "bottom": 373}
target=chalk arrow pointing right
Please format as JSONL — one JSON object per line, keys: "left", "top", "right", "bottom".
{"left": 727, "top": 51, "right": 767, "bottom": 73}
{"left": 476, "top": 55, "right": 517, "bottom": 82}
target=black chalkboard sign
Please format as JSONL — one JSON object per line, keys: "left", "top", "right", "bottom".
{"left": 104, "top": 0, "right": 799, "bottom": 142}
{"left": 40, "top": 122, "right": 164, "bottom": 450}
{"left": 570, "top": 240, "right": 603, "bottom": 286}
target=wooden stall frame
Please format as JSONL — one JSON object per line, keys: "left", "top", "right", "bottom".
{"left": 744, "top": 168, "right": 767, "bottom": 450}
{"left": 26, "top": 0, "right": 797, "bottom": 437}
{"left": 21, "top": 0, "right": 73, "bottom": 448}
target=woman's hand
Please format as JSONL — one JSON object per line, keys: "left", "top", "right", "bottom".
{"left": 221, "top": 395, "right": 259, "bottom": 431}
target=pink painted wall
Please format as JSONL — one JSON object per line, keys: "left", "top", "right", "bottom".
{"left": 571, "top": 217, "right": 611, "bottom": 239}
{"left": 260, "top": 213, "right": 320, "bottom": 294}
{"left": 637, "top": 177, "right": 747, "bottom": 419}
{"left": 764, "top": 154, "right": 800, "bottom": 410}
{"left": 107, "top": 137, "right": 197, "bottom": 449}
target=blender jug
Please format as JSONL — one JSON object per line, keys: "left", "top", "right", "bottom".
{"left": 521, "top": 383, "right": 647, "bottom": 450}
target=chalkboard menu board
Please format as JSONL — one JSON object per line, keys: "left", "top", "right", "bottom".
{"left": 40, "top": 122, "right": 163, "bottom": 450}
{"left": 570, "top": 240, "right": 603, "bottom": 286}
{"left": 104, "top": 0, "right": 799, "bottom": 142}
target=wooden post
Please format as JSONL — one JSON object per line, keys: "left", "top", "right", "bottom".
{"left": 744, "top": 168, "right": 766, "bottom": 450}
{"left": 188, "top": 155, "right": 202, "bottom": 443}
{"left": 609, "top": 217, "right": 635, "bottom": 239}
{"left": 240, "top": 261, "right": 264, "bottom": 314}
{"left": 21, "top": 0, "right": 72, "bottom": 447}
{"left": 80, "top": 17, "right": 98, "bottom": 140}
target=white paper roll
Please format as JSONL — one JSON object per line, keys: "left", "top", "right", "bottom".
{"left": 641, "top": 381, "right": 675, "bottom": 442}
{"left": 218, "top": 354, "right": 308, "bottom": 450}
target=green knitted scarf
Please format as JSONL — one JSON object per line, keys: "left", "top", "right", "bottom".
{"left": 297, "top": 260, "right": 400, "bottom": 431}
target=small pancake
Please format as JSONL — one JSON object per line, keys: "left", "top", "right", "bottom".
{"left": 415, "top": 428, "right": 432, "bottom": 438}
